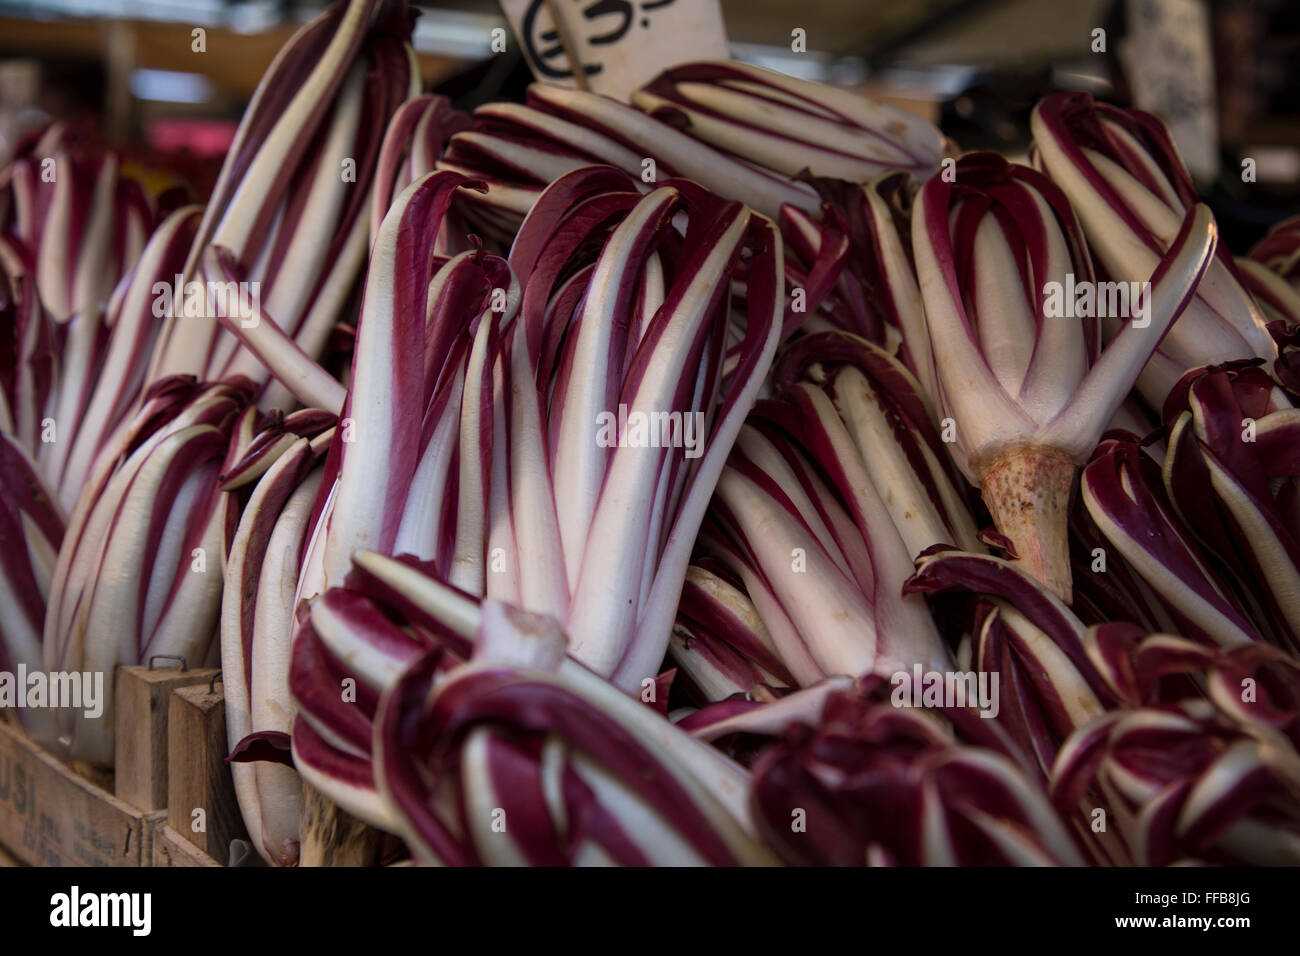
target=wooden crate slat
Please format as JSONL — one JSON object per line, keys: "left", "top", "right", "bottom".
{"left": 114, "top": 665, "right": 221, "bottom": 811}
{"left": 0, "top": 721, "right": 146, "bottom": 866}
{"left": 167, "top": 681, "right": 247, "bottom": 861}
{"left": 150, "top": 820, "right": 222, "bottom": 867}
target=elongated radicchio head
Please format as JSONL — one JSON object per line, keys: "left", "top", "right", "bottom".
{"left": 438, "top": 82, "right": 820, "bottom": 235}
{"left": 1051, "top": 629, "right": 1300, "bottom": 865}
{"left": 220, "top": 410, "right": 336, "bottom": 866}
{"left": 369, "top": 93, "right": 472, "bottom": 249}
{"left": 1237, "top": 219, "right": 1300, "bottom": 393}
{"left": 1031, "top": 92, "right": 1277, "bottom": 405}
{"left": 1, "top": 123, "right": 152, "bottom": 325}
{"left": 0, "top": 234, "right": 52, "bottom": 467}
{"left": 632, "top": 60, "right": 947, "bottom": 185}
{"left": 778, "top": 173, "right": 936, "bottom": 396}
{"left": 148, "top": 0, "right": 422, "bottom": 413}
{"left": 747, "top": 684, "right": 1084, "bottom": 865}
{"left": 290, "top": 550, "right": 775, "bottom": 865}
{"left": 670, "top": 562, "right": 793, "bottom": 705}
{"left": 1082, "top": 434, "right": 1263, "bottom": 650}
{"left": 374, "top": 602, "right": 774, "bottom": 865}
{"left": 0, "top": 126, "right": 176, "bottom": 508}
{"left": 1239, "top": 215, "right": 1300, "bottom": 328}
{"left": 42, "top": 377, "right": 256, "bottom": 764}
{"left": 313, "top": 164, "right": 783, "bottom": 696}
{"left": 912, "top": 151, "right": 1216, "bottom": 601}
{"left": 51, "top": 206, "right": 202, "bottom": 509}
{"left": 1249, "top": 214, "right": 1300, "bottom": 289}
{"left": 699, "top": 336, "right": 961, "bottom": 688}
{"left": 0, "top": 431, "right": 63, "bottom": 738}
{"left": 1160, "top": 362, "right": 1300, "bottom": 656}
{"left": 904, "top": 549, "right": 1114, "bottom": 779}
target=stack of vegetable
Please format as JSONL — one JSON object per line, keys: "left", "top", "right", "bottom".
{"left": 2, "top": 0, "right": 1299, "bottom": 866}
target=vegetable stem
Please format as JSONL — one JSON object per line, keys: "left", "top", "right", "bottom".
{"left": 979, "top": 445, "right": 1076, "bottom": 603}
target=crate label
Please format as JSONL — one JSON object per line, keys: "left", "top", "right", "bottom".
{"left": 0, "top": 724, "right": 141, "bottom": 866}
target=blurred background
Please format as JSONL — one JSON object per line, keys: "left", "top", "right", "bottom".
{"left": 1, "top": 0, "right": 1297, "bottom": 244}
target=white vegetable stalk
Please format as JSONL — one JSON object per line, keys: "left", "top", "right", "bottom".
{"left": 220, "top": 414, "right": 334, "bottom": 865}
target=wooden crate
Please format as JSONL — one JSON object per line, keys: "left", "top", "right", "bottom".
{"left": 148, "top": 817, "right": 222, "bottom": 867}
{"left": 0, "top": 668, "right": 235, "bottom": 867}
{"left": 0, "top": 720, "right": 148, "bottom": 866}
{"left": 114, "top": 665, "right": 221, "bottom": 812}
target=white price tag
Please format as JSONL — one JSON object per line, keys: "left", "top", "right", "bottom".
{"left": 500, "top": 0, "right": 729, "bottom": 102}
{"left": 1122, "top": 0, "right": 1219, "bottom": 182}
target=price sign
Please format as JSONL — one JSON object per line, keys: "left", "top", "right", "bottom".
{"left": 500, "top": 0, "right": 729, "bottom": 101}
{"left": 1122, "top": 0, "right": 1219, "bottom": 182}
